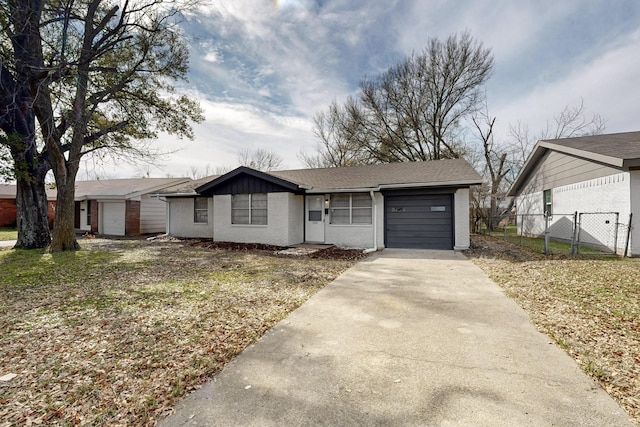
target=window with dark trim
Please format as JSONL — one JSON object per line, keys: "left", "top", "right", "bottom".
{"left": 86, "top": 200, "right": 91, "bottom": 226}
{"left": 329, "top": 193, "right": 372, "bottom": 224}
{"left": 232, "top": 193, "right": 267, "bottom": 225}
{"left": 194, "top": 197, "right": 208, "bottom": 223}
{"left": 543, "top": 189, "right": 552, "bottom": 216}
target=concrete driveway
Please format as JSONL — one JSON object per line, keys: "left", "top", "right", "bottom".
{"left": 160, "top": 249, "right": 633, "bottom": 427}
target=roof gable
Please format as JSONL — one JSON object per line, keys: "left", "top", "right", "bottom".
{"left": 508, "top": 131, "right": 640, "bottom": 196}
{"left": 195, "top": 166, "right": 303, "bottom": 196}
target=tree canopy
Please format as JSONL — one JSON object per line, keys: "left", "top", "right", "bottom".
{"left": 0, "top": 0, "right": 204, "bottom": 250}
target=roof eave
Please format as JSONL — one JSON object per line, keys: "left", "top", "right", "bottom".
{"left": 305, "top": 179, "right": 483, "bottom": 194}
{"left": 539, "top": 141, "right": 624, "bottom": 168}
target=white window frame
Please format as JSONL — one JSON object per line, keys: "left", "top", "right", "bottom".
{"left": 232, "top": 193, "right": 268, "bottom": 225}
{"left": 194, "top": 197, "right": 208, "bottom": 224}
{"left": 329, "top": 193, "right": 372, "bottom": 225}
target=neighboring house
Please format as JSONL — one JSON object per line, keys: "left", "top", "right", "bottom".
{"left": 0, "top": 184, "right": 57, "bottom": 228}
{"left": 160, "top": 159, "right": 482, "bottom": 250}
{"left": 73, "top": 178, "right": 190, "bottom": 236}
{"left": 508, "top": 131, "right": 640, "bottom": 255}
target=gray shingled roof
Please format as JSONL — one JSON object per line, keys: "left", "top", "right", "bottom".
{"left": 74, "top": 178, "right": 189, "bottom": 198}
{"left": 540, "top": 131, "right": 640, "bottom": 161}
{"left": 508, "top": 131, "right": 640, "bottom": 196}
{"left": 0, "top": 184, "right": 57, "bottom": 199}
{"left": 269, "top": 159, "right": 481, "bottom": 191}
{"left": 155, "top": 175, "right": 220, "bottom": 195}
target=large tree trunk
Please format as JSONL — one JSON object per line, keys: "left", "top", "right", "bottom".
{"left": 50, "top": 174, "right": 80, "bottom": 252}
{"left": 14, "top": 174, "right": 51, "bottom": 249}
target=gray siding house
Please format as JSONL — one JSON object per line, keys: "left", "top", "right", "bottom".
{"left": 161, "top": 159, "right": 482, "bottom": 250}
{"left": 73, "top": 178, "right": 189, "bottom": 236}
{"left": 508, "top": 131, "right": 640, "bottom": 255}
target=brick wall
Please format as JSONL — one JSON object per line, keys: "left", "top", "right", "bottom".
{"left": 125, "top": 200, "right": 140, "bottom": 235}
{"left": 48, "top": 201, "right": 56, "bottom": 228}
{"left": 90, "top": 200, "right": 99, "bottom": 232}
{"left": 0, "top": 199, "right": 17, "bottom": 227}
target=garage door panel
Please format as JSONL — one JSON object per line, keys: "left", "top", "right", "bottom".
{"left": 387, "top": 217, "right": 451, "bottom": 226}
{"left": 102, "top": 202, "right": 126, "bottom": 236}
{"left": 385, "top": 194, "right": 453, "bottom": 249}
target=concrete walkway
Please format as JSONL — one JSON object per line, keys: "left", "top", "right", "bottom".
{"left": 160, "top": 249, "right": 633, "bottom": 427}
{"left": 0, "top": 240, "right": 16, "bottom": 248}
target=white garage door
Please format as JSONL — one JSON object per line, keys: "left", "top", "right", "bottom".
{"left": 102, "top": 202, "right": 126, "bottom": 236}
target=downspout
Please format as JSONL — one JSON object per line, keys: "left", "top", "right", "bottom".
{"left": 363, "top": 189, "right": 378, "bottom": 253}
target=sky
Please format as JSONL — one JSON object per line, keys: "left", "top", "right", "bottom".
{"left": 81, "top": 0, "right": 640, "bottom": 179}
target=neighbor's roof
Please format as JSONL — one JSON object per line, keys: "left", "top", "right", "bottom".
{"left": 74, "top": 177, "right": 189, "bottom": 199}
{"left": 154, "top": 175, "right": 220, "bottom": 196}
{"left": 0, "top": 183, "right": 57, "bottom": 199}
{"left": 508, "top": 131, "right": 640, "bottom": 196}
{"left": 188, "top": 159, "right": 481, "bottom": 196}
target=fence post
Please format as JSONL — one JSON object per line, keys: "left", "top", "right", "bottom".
{"left": 624, "top": 213, "right": 633, "bottom": 258}
{"left": 613, "top": 212, "right": 620, "bottom": 255}
{"left": 570, "top": 211, "right": 578, "bottom": 256}
{"left": 576, "top": 213, "right": 583, "bottom": 255}
{"left": 544, "top": 213, "right": 550, "bottom": 255}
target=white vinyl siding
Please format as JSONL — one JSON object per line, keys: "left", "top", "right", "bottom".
{"left": 140, "top": 194, "right": 169, "bottom": 233}
{"left": 329, "top": 193, "right": 372, "bottom": 224}
{"left": 232, "top": 193, "right": 267, "bottom": 225}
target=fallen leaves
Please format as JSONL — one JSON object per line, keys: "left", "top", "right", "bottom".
{"left": 467, "top": 234, "right": 640, "bottom": 426}
{"left": 0, "top": 238, "right": 360, "bottom": 426}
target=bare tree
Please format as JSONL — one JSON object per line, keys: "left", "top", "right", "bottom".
{"left": 304, "top": 32, "right": 494, "bottom": 165}
{"left": 300, "top": 98, "right": 372, "bottom": 168}
{"left": 237, "top": 148, "right": 283, "bottom": 171}
{"left": 472, "top": 99, "right": 607, "bottom": 229}
{"left": 509, "top": 98, "right": 606, "bottom": 177}
{"left": 1, "top": 0, "right": 204, "bottom": 251}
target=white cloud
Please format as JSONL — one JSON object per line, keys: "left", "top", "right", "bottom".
{"left": 492, "top": 27, "right": 640, "bottom": 140}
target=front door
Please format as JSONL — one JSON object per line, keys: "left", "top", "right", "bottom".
{"left": 305, "top": 195, "right": 325, "bottom": 242}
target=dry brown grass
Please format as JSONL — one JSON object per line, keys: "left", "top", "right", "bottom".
{"left": 0, "top": 238, "right": 359, "bottom": 426}
{"left": 466, "top": 234, "right": 640, "bottom": 426}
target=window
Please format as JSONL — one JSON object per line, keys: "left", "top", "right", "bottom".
{"left": 543, "top": 189, "right": 552, "bottom": 216}
{"left": 232, "top": 193, "right": 267, "bottom": 225}
{"left": 194, "top": 197, "right": 208, "bottom": 223}
{"left": 86, "top": 200, "right": 91, "bottom": 226}
{"left": 330, "top": 193, "right": 372, "bottom": 224}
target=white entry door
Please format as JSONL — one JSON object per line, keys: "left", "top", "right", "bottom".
{"left": 305, "top": 195, "right": 325, "bottom": 242}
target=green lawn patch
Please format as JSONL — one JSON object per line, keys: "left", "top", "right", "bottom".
{"left": 0, "top": 228, "right": 17, "bottom": 241}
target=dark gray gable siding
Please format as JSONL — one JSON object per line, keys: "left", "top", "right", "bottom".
{"left": 204, "top": 173, "right": 299, "bottom": 195}
{"left": 195, "top": 167, "right": 302, "bottom": 196}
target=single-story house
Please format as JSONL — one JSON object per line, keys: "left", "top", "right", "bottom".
{"left": 0, "top": 178, "right": 189, "bottom": 235}
{"left": 73, "top": 178, "right": 190, "bottom": 236}
{"left": 508, "top": 130, "right": 640, "bottom": 255}
{"left": 0, "top": 184, "right": 57, "bottom": 228}
{"left": 160, "top": 159, "right": 482, "bottom": 250}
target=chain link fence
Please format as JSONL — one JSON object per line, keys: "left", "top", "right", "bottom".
{"left": 473, "top": 212, "right": 632, "bottom": 256}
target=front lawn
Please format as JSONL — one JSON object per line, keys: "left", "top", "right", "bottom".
{"left": 0, "top": 238, "right": 361, "bottom": 426}
{"left": 467, "top": 234, "right": 640, "bottom": 426}
{"left": 0, "top": 228, "right": 17, "bottom": 241}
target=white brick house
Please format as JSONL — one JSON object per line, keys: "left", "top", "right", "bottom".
{"left": 508, "top": 131, "right": 640, "bottom": 255}
{"left": 160, "top": 159, "right": 482, "bottom": 250}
